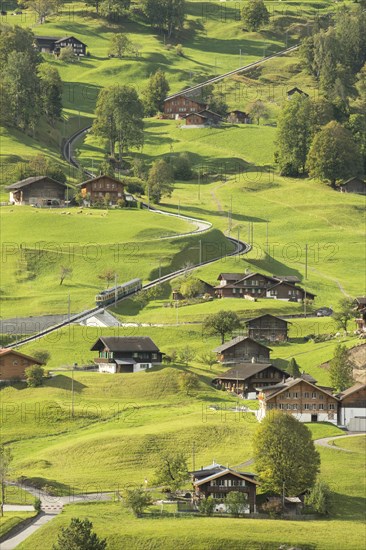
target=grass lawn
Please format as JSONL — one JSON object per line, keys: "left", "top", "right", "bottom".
{"left": 0, "top": 512, "right": 36, "bottom": 538}
{"left": 14, "top": 433, "right": 366, "bottom": 549}
{"left": 0, "top": 206, "right": 233, "bottom": 317}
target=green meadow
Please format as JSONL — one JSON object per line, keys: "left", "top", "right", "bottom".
{"left": 0, "top": 512, "right": 36, "bottom": 538}
{"left": 0, "top": 206, "right": 234, "bottom": 317}
{"left": 13, "top": 436, "right": 366, "bottom": 550}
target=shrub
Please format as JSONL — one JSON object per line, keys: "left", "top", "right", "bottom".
{"left": 25, "top": 365, "right": 44, "bottom": 387}
{"left": 198, "top": 496, "right": 215, "bottom": 516}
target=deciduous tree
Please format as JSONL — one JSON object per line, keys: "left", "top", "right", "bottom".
{"left": 307, "top": 121, "right": 362, "bottom": 187}
{"left": 225, "top": 491, "right": 249, "bottom": 517}
{"left": 154, "top": 452, "right": 189, "bottom": 490}
{"left": 276, "top": 94, "right": 314, "bottom": 176}
{"left": 25, "top": 365, "right": 45, "bottom": 387}
{"left": 59, "top": 265, "right": 73, "bottom": 285}
{"left": 25, "top": 0, "right": 60, "bottom": 23}
{"left": 39, "top": 65, "right": 63, "bottom": 124}
{"left": 146, "top": 159, "right": 174, "bottom": 204}
{"left": 52, "top": 518, "right": 106, "bottom": 550}
{"left": 305, "top": 479, "right": 332, "bottom": 515}
{"left": 253, "top": 411, "right": 320, "bottom": 495}
{"left": 93, "top": 85, "right": 144, "bottom": 161}
{"left": 142, "top": 69, "right": 170, "bottom": 116}
{"left": 203, "top": 310, "right": 241, "bottom": 344}
{"left": 241, "top": 0, "right": 269, "bottom": 32}
{"left": 123, "top": 487, "right": 152, "bottom": 517}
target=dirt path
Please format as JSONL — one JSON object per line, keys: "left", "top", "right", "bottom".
{"left": 314, "top": 432, "right": 365, "bottom": 452}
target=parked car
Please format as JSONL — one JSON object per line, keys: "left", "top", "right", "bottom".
{"left": 316, "top": 307, "right": 333, "bottom": 317}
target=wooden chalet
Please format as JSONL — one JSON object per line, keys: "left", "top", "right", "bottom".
{"left": 213, "top": 362, "right": 289, "bottom": 398}
{"left": 91, "top": 336, "right": 163, "bottom": 374}
{"left": 215, "top": 272, "right": 279, "bottom": 299}
{"left": 77, "top": 175, "right": 125, "bottom": 205}
{"left": 184, "top": 109, "right": 222, "bottom": 127}
{"left": 163, "top": 95, "right": 207, "bottom": 119}
{"left": 6, "top": 176, "right": 67, "bottom": 206}
{"left": 0, "top": 349, "right": 43, "bottom": 381}
{"left": 287, "top": 87, "right": 309, "bottom": 99}
{"left": 244, "top": 314, "right": 290, "bottom": 342}
{"left": 191, "top": 463, "right": 259, "bottom": 513}
{"left": 226, "top": 110, "right": 250, "bottom": 124}
{"left": 257, "top": 377, "right": 339, "bottom": 424}
{"left": 337, "top": 383, "right": 366, "bottom": 431}
{"left": 339, "top": 177, "right": 366, "bottom": 195}
{"left": 266, "top": 281, "right": 316, "bottom": 302}
{"left": 35, "top": 35, "right": 87, "bottom": 56}
{"left": 213, "top": 336, "right": 271, "bottom": 365}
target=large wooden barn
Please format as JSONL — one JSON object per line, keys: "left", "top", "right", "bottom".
{"left": 213, "top": 336, "right": 271, "bottom": 365}
{"left": 6, "top": 176, "right": 67, "bottom": 206}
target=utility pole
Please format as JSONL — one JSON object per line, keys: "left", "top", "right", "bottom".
{"left": 239, "top": 48, "right": 242, "bottom": 66}
{"left": 304, "top": 285, "right": 307, "bottom": 318}
{"left": 71, "top": 363, "right": 77, "bottom": 419}
{"left": 305, "top": 243, "right": 308, "bottom": 280}
{"left": 114, "top": 272, "right": 118, "bottom": 307}
{"left": 266, "top": 220, "right": 269, "bottom": 254}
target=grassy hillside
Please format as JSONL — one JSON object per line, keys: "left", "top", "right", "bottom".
{"left": 14, "top": 436, "right": 366, "bottom": 550}
{"left": 0, "top": 206, "right": 234, "bottom": 316}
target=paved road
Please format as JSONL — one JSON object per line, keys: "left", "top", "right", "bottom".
{"left": 314, "top": 432, "right": 365, "bottom": 452}
{"left": 1, "top": 513, "right": 58, "bottom": 550}
{"left": 2, "top": 484, "right": 114, "bottom": 549}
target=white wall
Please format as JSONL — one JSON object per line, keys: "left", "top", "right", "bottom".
{"left": 133, "top": 363, "right": 152, "bottom": 373}
{"left": 340, "top": 407, "right": 366, "bottom": 427}
{"left": 98, "top": 363, "right": 117, "bottom": 374}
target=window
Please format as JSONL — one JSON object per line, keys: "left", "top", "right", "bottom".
{"left": 285, "top": 391, "right": 291, "bottom": 399}
{"left": 293, "top": 404, "right": 298, "bottom": 410}
{"left": 286, "top": 404, "right": 292, "bottom": 410}
{"left": 232, "top": 289, "right": 237, "bottom": 294}
{"left": 312, "top": 404, "right": 317, "bottom": 410}
{"left": 13, "top": 360, "right": 18, "bottom": 366}
{"left": 139, "top": 363, "right": 149, "bottom": 369}
{"left": 329, "top": 403, "right": 335, "bottom": 410}
{"left": 312, "top": 392, "right": 317, "bottom": 399}
{"left": 304, "top": 392, "right": 310, "bottom": 398}
{"left": 319, "top": 404, "right": 324, "bottom": 410}
{"left": 319, "top": 394, "right": 324, "bottom": 400}
{"left": 293, "top": 392, "right": 298, "bottom": 398}
{"left": 304, "top": 404, "right": 310, "bottom": 410}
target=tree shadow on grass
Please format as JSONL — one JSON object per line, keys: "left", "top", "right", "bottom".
{"left": 46, "top": 374, "right": 87, "bottom": 393}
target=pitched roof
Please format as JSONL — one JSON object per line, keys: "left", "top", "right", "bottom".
{"left": 355, "top": 297, "right": 366, "bottom": 305}
{"left": 77, "top": 174, "right": 125, "bottom": 188}
{"left": 262, "top": 377, "right": 338, "bottom": 401}
{"left": 0, "top": 348, "right": 44, "bottom": 364}
{"left": 193, "top": 468, "right": 259, "bottom": 486}
{"left": 337, "top": 382, "right": 366, "bottom": 400}
{"left": 54, "top": 36, "right": 86, "bottom": 45}
{"left": 184, "top": 112, "right": 207, "bottom": 120}
{"left": 213, "top": 336, "right": 272, "bottom": 354}
{"left": 197, "top": 109, "right": 222, "bottom": 119}
{"left": 273, "top": 275, "right": 301, "bottom": 283}
{"left": 287, "top": 87, "right": 309, "bottom": 96}
{"left": 214, "top": 362, "right": 287, "bottom": 382}
{"left": 243, "top": 313, "right": 290, "bottom": 325}
{"left": 90, "top": 336, "right": 160, "bottom": 353}
{"left": 164, "top": 94, "right": 206, "bottom": 104}
{"left": 267, "top": 281, "right": 316, "bottom": 297}
{"left": 6, "top": 176, "right": 66, "bottom": 191}
{"left": 217, "top": 273, "right": 244, "bottom": 281}
{"left": 340, "top": 177, "right": 365, "bottom": 186}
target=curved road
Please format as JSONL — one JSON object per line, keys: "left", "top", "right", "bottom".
{"left": 314, "top": 432, "right": 366, "bottom": 452}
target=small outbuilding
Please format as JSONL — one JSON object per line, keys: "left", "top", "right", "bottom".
{"left": 339, "top": 177, "right": 366, "bottom": 195}
{"left": 77, "top": 174, "right": 126, "bottom": 205}
{"left": 226, "top": 110, "right": 251, "bottom": 124}
{"left": 0, "top": 349, "right": 44, "bottom": 381}
{"left": 213, "top": 336, "right": 272, "bottom": 365}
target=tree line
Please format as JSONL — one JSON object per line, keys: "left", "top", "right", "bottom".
{"left": 276, "top": 5, "right": 366, "bottom": 184}
{"left": 0, "top": 25, "right": 63, "bottom": 132}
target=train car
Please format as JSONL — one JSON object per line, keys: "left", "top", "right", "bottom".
{"left": 95, "top": 278, "right": 142, "bottom": 307}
